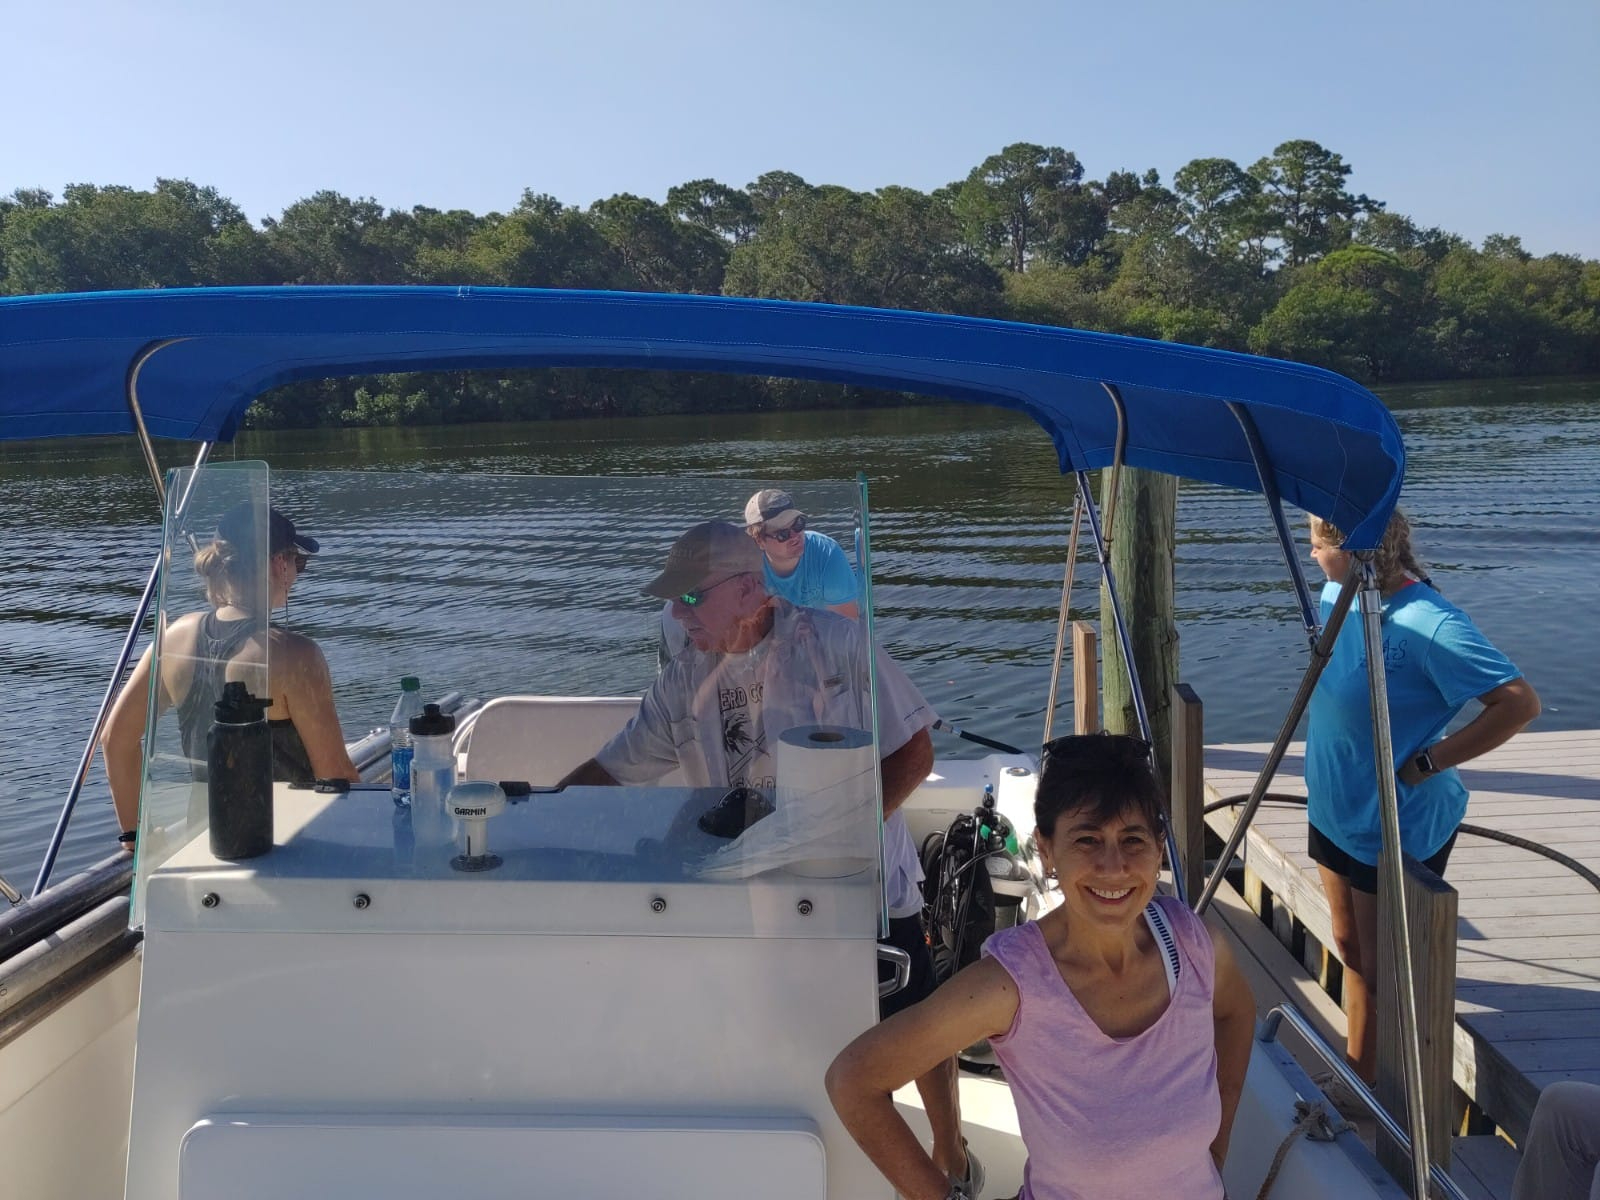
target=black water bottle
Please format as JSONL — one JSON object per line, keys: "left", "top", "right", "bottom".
{"left": 208, "top": 681, "right": 273, "bottom": 860}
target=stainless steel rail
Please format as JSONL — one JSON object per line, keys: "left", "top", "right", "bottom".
{"left": 1193, "top": 560, "right": 1362, "bottom": 917}
{"left": 1041, "top": 496, "right": 1085, "bottom": 745}
{"left": 0, "top": 894, "right": 140, "bottom": 1049}
{"left": 1359, "top": 563, "right": 1434, "bottom": 1200}
{"left": 1258, "top": 1004, "right": 1470, "bottom": 1200}
{"left": 2, "top": 854, "right": 133, "bottom": 963}
{"left": 32, "top": 442, "right": 215, "bottom": 897}
{"left": 1225, "top": 401, "right": 1320, "bottom": 641}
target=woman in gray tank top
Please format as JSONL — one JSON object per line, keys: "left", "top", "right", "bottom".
{"left": 101, "top": 504, "right": 361, "bottom": 846}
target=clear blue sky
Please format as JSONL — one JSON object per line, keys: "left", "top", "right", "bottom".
{"left": 6, "top": 0, "right": 1597, "bottom": 257}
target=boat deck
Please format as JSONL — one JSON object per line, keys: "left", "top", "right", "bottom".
{"left": 1205, "top": 728, "right": 1600, "bottom": 1149}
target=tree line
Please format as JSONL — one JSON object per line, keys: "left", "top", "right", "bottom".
{"left": 3, "top": 139, "right": 1596, "bottom": 428}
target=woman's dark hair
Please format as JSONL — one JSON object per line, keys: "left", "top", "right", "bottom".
{"left": 1035, "top": 734, "right": 1166, "bottom": 839}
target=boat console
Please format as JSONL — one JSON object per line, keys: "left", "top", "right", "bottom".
{"left": 126, "top": 782, "right": 885, "bottom": 1199}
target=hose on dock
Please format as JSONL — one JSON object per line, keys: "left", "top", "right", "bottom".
{"left": 1204, "top": 793, "right": 1600, "bottom": 894}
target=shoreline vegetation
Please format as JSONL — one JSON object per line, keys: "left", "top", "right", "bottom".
{"left": 4, "top": 140, "right": 1596, "bottom": 430}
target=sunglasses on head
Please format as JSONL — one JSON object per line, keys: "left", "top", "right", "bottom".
{"left": 1040, "top": 732, "right": 1151, "bottom": 764}
{"left": 677, "top": 574, "right": 740, "bottom": 607}
{"left": 762, "top": 516, "right": 805, "bottom": 543}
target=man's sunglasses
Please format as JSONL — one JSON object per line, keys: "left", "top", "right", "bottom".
{"left": 279, "top": 550, "right": 310, "bottom": 572}
{"left": 761, "top": 517, "right": 806, "bottom": 543}
{"left": 677, "top": 574, "right": 740, "bottom": 607}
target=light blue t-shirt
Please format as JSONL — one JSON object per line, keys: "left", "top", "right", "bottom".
{"left": 763, "top": 529, "right": 858, "bottom": 610}
{"left": 1306, "top": 580, "right": 1521, "bottom": 865}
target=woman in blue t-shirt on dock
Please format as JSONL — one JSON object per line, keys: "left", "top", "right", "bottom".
{"left": 1306, "top": 509, "right": 1540, "bottom": 1095}
{"left": 743, "top": 488, "right": 859, "bottom": 619}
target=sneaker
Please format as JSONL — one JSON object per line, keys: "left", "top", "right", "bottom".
{"left": 949, "top": 1142, "right": 985, "bottom": 1199}
{"left": 1309, "top": 1070, "right": 1371, "bottom": 1121}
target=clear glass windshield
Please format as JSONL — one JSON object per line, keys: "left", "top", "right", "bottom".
{"left": 132, "top": 463, "right": 272, "bottom": 924}
{"left": 134, "top": 468, "right": 891, "bottom": 940}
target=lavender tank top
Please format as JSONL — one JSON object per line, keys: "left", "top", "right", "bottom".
{"left": 982, "top": 895, "right": 1225, "bottom": 1200}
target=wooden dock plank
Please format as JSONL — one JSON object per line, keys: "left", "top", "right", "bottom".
{"left": 1204, "top": 728, "right": 1600, "bottom": 1148}
{"left": 1451, "top": 1136, "right": 1521, "bottom": 1200}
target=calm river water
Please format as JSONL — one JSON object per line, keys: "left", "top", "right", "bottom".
{"left": 3, "top": 376, "right": 1597, "bottom": 889}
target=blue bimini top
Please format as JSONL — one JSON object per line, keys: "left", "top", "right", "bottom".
{"left": 0, "top": 287, "right": 1403, "bottom": 547}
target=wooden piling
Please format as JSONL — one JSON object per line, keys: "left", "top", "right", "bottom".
{"left": 1098, "top": 467, "right": 1178, "bottom": 785}
{"left": 1169, "top": 683, "right": 1206, "bottom": 903}
{"left": 1377, "top": 853, "right": 1458, "bottom": 1179}
{"left": 1071, "top": 621, "right": 1099, "bottom": 735}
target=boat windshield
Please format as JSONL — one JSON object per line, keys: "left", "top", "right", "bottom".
{"left": 130, "top": 465, "right": 887, "bottom": 942}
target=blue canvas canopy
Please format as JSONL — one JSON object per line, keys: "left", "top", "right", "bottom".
{"left": 0, "top": 286, "right": 1402, "bottom": 547}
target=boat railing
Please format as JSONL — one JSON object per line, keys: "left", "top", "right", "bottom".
{"left": 1258, "top": 1003, "right": 1471, "bottom": 1200}
{"left": 0, "top": 852, "right": 141, "bottom": 1048}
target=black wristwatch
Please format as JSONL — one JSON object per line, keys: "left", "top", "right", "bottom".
{"left": 1403, "top": 748, "right": 1439, "bottom": 783}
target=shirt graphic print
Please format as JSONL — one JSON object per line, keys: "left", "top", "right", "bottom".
{"left": 716, "top": 656, "right": 773, "bottom": 794}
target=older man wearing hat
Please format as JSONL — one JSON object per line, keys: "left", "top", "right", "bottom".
{"left": 559, "top": 520, "right": 979, "bottom": 1197}
{"left": 743, "top": 489, "right": 859, "bottom": 619}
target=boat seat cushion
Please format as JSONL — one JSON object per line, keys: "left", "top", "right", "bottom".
{"left": 454, "top": 695, "right": 683, "bottom": 787}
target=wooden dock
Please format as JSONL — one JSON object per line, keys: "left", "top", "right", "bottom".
{"left": 1204, "top": 728, "right": 1600, "bottom": 1147}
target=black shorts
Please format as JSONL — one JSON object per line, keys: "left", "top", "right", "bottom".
{"left": 1307, "top": 824, "right": 1458, "bottom": 894}
{"left": 878, "top": 914, "right": 938, "bottom": 1020}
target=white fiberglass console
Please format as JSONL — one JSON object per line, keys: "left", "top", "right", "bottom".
{"left": 126, "top": 784, "right": 885, "bottom": 1199}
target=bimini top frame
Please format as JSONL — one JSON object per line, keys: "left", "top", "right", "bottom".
{"left": 0, "top": 286, "right": 1403, "bottom": 548}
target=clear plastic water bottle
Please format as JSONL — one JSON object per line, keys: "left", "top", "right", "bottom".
{"left": 409, "top": 703, "right": 458, "bottom": 849}
{"left": 389, "top": 676, "right": 423, "bottom": 807}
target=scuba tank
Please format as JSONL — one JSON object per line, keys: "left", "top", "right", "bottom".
{"left": 922, "top": 785, "right": 1028, "bottom": 983}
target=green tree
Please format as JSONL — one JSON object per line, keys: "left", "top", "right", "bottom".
{"left": 666, "top": 179, "right": 759, "bottom": 244}
{"left": 1172, "top": 158, "right": 1269, "bottom": 263}
{"left": 455, "top": 191, "right": 622, "bottom": 289}
{"left": 0, "top": 179, "right": 269, "bottom": 293}
{"left": 724, "top": 184, "right": 1001, "bottom": 314}
{"left": 1250, "top": 245, "right": 1422, "bottom": 377}
{"left": 589, "top": 193, "right": 725, "bottom": 293}
{"left": 744, "top": 171, "right": 813, "bottom": 220}
{"left": 1249, "top": 141, "right": 1379, "bottom": 267}
{"left": 263, "top": 191, "right": 413, "bottom": 284}
{"left": 953, "top": 143, "right": 1088, "bottom": 273}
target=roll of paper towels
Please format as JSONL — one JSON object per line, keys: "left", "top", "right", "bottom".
{"left": 697, "top": 724, "right": 878, "bottom": 880}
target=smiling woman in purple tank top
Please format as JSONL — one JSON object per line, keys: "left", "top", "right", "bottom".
{"left": 828, "top": 734, "right": 1256, "bottom": 1200}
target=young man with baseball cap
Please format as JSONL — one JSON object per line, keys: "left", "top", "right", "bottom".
{"left": 743, "top": 489, "right": 859, "bottom": 619}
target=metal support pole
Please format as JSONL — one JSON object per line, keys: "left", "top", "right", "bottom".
{"left": 1098, "top": 382, "right": 1129, "bottom": 547}
{"left": 125, "top": 338, "right": 190, "bottom": 509}
{"left": 1041, "top": 496, "right": 1085, "bottom": 744}
{"left": 1225, "top": 401, "right": 1320, "bottom": 641}
{"left": 31, "top": 441, "right": 214, "bottom": 897}
{"left": 1359, "top": 558, "right": 1433, "bottom": 1200}
{"left": 1194, "top": 558, "right": 1362, "bottom": 916}
{"left": 1074, "top": 470, "right": 1190, "bottom": 903}
{"left": 0, "top": 873, "right": 21, "bottom": 906}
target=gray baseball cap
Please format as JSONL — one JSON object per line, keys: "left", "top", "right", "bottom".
{"left": 643, "top": 521, "right": 764, "bottom": 600}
